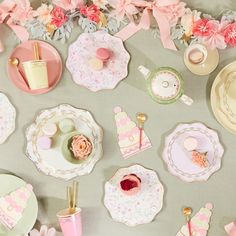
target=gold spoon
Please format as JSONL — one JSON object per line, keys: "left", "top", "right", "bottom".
{"left": 183, "top": 207, "right": 192, "bottom": 236}
{"left": 136, "top": 113, "right": 148, "bottom": 149}
{"left": 9, "top": 57, "right": 29, "bottom": 88}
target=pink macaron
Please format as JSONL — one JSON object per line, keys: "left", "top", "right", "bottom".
{"left": 96, "top": 48, "right": 111, "bottom": 62}
{"left": 37, "top": 136, "right": 52, "bottom": 150}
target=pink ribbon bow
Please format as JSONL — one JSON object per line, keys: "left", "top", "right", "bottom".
{"left": 116, "top": 0, "right": 184, "bottom": 50}
{"left": 0, "top": 0, "right": 29, "bottom": 45}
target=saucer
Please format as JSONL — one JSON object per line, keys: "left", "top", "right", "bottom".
{"left": 184, "top": 46, "right": 219, "bottom": 76}
{"left": 7, "top": 40, "right": 62, "bottom": 95}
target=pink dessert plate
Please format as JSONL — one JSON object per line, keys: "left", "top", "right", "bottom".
{"left": 7, "top": 40, "right": 62, "bottom": 95}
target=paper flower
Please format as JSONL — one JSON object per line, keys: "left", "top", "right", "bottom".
{"left": 80, "top": 4, "right": 101, "bottom": 23}
{"left": 52, "top": 0, "right": 83, "bottom": 11}
{"left": 193, "top": 18, "right": 213, "bottom": 37}
{"left": 109, "top": 0, "right": 139, "bottom": 21}
{"left": 224, "top": 23, "right": 236, "bottom": 47}
{"left": 93, "top": 0, "right": 108, "bottom": 8}
{"left": 181, "top": 8, "right": 201, "bottom": 37}
{"left": 158, "top": 1, "right": 186, "bottom": 26}
{"left": 29, "top": 225, "right": 56, "bottom": 236}
{"left": 10, "top": 0, "right": 34, "bottom": 25}
{"left": 193, "top": 19, "right": 228, "bottom": 49}
{"left": 35, "top": 4, "right": 53, "bottom": 24}
{"left": 50, "top": 7, "right": 68, "bottom": 28}
{"left": 70, "top": 135, "right": 93, "bottom": 160}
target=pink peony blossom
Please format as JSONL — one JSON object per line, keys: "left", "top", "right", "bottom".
{"left": 181, "top": 8, "right": 201, "bottom": 37}
{"left": 35, "top": 4, "right": 53, "bottom": 24}
{"left": 109, "top": 0, "right": 139, "bottom": 21}
{"left": 80, "top": 4, "right": 101, "bottom": 23}
{"left": 10, "top": 0, "right": 34, "bottom": 25}
{"left": 224, "top": 23, "right": 236, "bottom": 47}
{"left": 158, "top": 1, "right": 186, "bottom": 26}
{"left": 50, "top": 6, "right": 67, "bottom": 28}
{"left": 52, "top": 0, "right": 83, "bottom": 11}
{"left": 193, "top": 18, "right": 212, "bottom": 37}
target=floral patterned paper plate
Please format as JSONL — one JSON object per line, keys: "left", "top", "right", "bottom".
{"left": 0, "top": 93, "right": 16, "bottom": 144}
{"left": 66, "top": 31, "right": 130, "bottom": 92}
{"left": 162, "top": 123, "right": 224, "bottom": 182}
{"left": 104, "top": 164, "right": 164, "bottom": 227}
{"left": 25, "top": 104, "right": 103, "bottom": 180}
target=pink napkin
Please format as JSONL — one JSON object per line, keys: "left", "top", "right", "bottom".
{"left": 225, "top": 222, "right": 236, "bottom": 236}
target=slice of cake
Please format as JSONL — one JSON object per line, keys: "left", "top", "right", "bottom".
{"left": 0, "top": 184, "right": 33, "bottom": 230}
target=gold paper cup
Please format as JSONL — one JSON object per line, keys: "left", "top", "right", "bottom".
{"left": 22, "top": 60, "right": 49, "bottom": 90}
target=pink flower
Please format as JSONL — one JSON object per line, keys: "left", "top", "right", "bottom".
{"left": 80, "top": 4, "right": 101, "bottom": 23}
{"left": 52, "top": 0, "right": 84, "bottom": 11}
{"left": 35, "top": 4, "right": 53, "bottom": 24}
{"left": 109, "top": 0, "right": 139, "bottom": 21}
{"left": 158, "top": 1, "right": 186, "bottom": 26}
{"left": 50, "top": 6, "right": 67, "bottom": 28}
{"left": 10, "top": 0, "right": 34, "bottom": 25}
{"left": 0, "top": 0, "right": 16, "bottom": 23}
{"left": 193, "top": 18, "right": 212, "bottom": 37}
{"left": 224, "top": 23, "right": 236, "bottom": 47}
{"left": 193, "top": 18, "right": 229, "bottom": 49}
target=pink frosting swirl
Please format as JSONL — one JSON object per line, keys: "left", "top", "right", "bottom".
{"left": 70, "top": 135, "right": 92, "bottom": 160}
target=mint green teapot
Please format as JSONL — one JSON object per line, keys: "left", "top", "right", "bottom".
{"left": 138, "top": 66, "right": 193, "bottom": 106}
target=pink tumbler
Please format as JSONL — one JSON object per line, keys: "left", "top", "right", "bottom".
{"left": 57, "top": 208, "right": 82, "bottom": 236}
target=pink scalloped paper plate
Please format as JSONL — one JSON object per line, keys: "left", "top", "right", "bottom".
{"left": 66, "top": 31, "right": 130, "bottom": 92}
{"left": 104, "top": 164, "right": 164, "bottom": 227}
{"left": 162, "top": 123, "right": 224, "bottom": 182}
{"left": 7, "top": 40, "right": 62, "bottom": 95}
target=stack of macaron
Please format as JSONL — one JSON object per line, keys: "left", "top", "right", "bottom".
{"left": 37, "top": 118, "right": 75, "bottom": 150}
{"left": 183, "top": 136, "right": 208, "bottom": 168}
{"left": 89, "top": 47, "right": 113, "bottom": 71}
{"left": 120, "top": 174, "right": 141, "bottom": 196}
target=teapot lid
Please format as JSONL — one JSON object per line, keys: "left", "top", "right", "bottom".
{"left": 148, "top": 67, "right": 183, "bottom": 102}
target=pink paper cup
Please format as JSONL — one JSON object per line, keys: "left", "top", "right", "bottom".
{"left": 57, "top": 208, "right": 82, "bottom": 236}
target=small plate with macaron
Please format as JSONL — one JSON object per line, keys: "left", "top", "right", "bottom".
{"left": 66, "top": 31, "right": 130, "bottom": 92}
{"left": 25, "top": 104, "right": 103, "bottom": 180}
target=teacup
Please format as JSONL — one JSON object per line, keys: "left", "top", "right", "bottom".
{"left": 185, "top": 43, "right": 208, "bottom": 65}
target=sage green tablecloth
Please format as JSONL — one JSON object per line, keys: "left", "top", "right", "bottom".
{"left": 0, "top": 0, "right": 236, "bottom": 235}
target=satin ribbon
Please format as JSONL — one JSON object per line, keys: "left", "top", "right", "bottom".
{"left": 115, "top": 0, "right": 179, "bottom": 50}
{"left": 0, "top": 0, "right": 29, "bottom": 48}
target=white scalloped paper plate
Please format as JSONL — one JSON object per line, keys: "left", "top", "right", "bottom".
{"left": 162, "top": 123, "right": 224, "bottom": 182}
{"left": 0, "top": 93, "right": 16, "bottom": 144}
{"left": 66, "top": 31, "right": 130, "bottom": 92}
{"left": 104, "top": 164, "right": 164, "bottom": 227}
{"left": 25, "top": 104, "right": 103, "bottom": 180}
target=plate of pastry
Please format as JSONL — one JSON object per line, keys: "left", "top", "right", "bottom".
{"left": 104, "top": 164, "right": 164, "bottom": 226}
{"left": 0, "top": 174, "right": 38, "bottom": 236}
{"left": 25, "top": 104, "right": 103, "bottom": 180}
{"left": 162, "top": 123, "right": 224, "bottom": 182}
